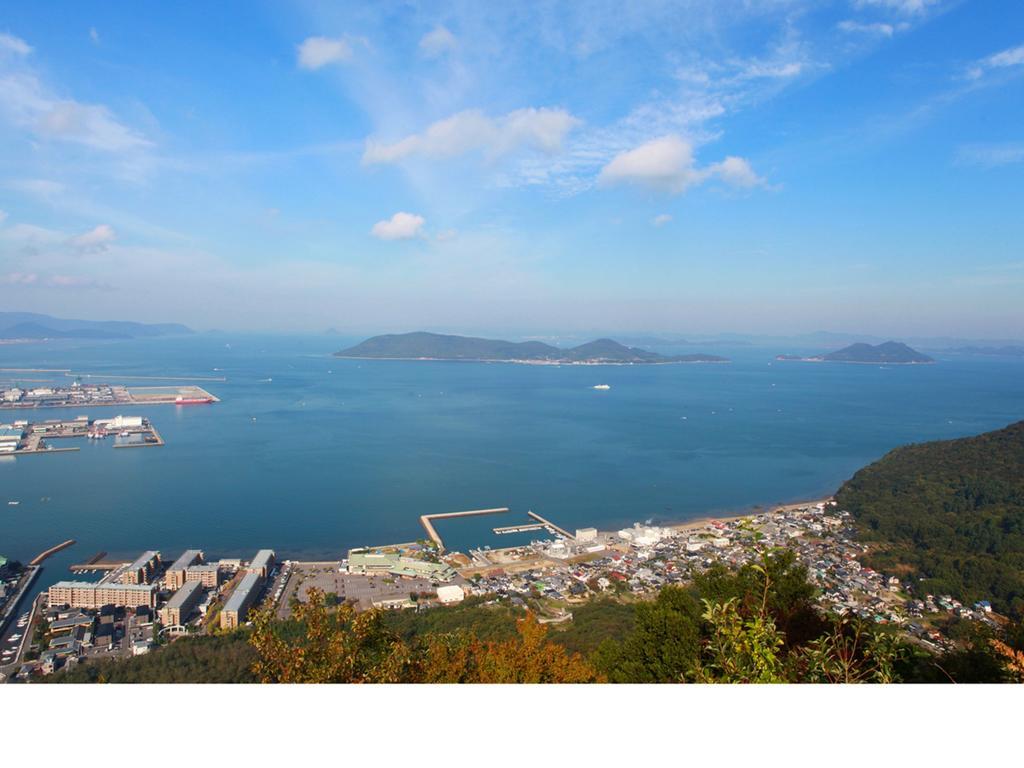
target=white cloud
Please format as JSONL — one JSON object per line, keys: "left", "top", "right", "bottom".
{"left": 371, "top": 212, "right": 425, "bottom": 240}
{"left": 0, "top": 32, "right": 32, "bottom": 56}
{"left": 708, "top": 156, "right": 765, "bottom": 188}
{"left": 853, "top": 0, "right": 937, "bottom": 14}
{"left": 420, "top": 26, "right": 457, "bottom": 58}
{"left": 837, "top": 20, "right": 897, "bottom": 37}
{"left": 966, "top": 44, "right": 1024, "bottom": 80}
{"left": 0, "top": 72, "right": 152, "bottom": 152}
{"left": 68, "top": 223, "right": 116, "bottom": 251}
{"left": 652, "top": 214, "right": 672, "bottom": 227}
{"left": 598, "top": 135, "right": 764, "bottom": 194}
{"left": 89, "top": 27, "right": 100, "bottom": 44}
{"left": 363, "top": 107, "right": 580, "bottom": 165}
{"left": 297, "top": 36, "right": 353, "bottom": 70}
{"left": 598, "top": 136, "right": 708, "bottom": 193}
{"left": 435, "top": 228, "right": 458, "bottom": 242}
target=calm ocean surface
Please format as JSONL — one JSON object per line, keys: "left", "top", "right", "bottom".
{"left": 1, "top": 334, "right": 1022, "bottom": 596}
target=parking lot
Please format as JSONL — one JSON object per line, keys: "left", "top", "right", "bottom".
{"left": 278, "top": 562, "right": 439, "bottom": 615}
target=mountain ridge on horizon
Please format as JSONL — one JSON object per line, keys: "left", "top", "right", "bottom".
{"left": 334, "top": 331, "right": 729, "bottom": 364}
{"left": 0, "top": 311, "right": 193, "bottom": 340}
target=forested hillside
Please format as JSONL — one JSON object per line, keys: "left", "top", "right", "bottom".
{"left": 837, "top": 421, "right": 1024, "bottom": 616}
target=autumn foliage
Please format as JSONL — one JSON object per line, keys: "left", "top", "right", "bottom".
{"left": 249, "top": 588, "right": 602, "bottom": 683}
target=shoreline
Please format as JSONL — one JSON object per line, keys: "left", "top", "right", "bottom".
{"left": 666, "top": 496, "right": 835, "bottom": 534}
{"left": 774, "top": 358, "right": 935, "bottom": 366}
{"left": 332, "top": 355, "right": 730, "bottom": 366}
{"left": 7, "top": 496, "right": 839, "bottom": 578}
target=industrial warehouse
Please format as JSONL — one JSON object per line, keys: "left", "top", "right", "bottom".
{"left": 0, "top": 414, "right": 165, "bottom": 456}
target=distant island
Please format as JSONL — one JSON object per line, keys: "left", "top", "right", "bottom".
{"left": 0, "top": 312, "right": 193, "bottom": 341}
{"left": 776, "top": 341, "right": 934, "bottom": 365}
{"left": 334, "top": 332, "right": 729, "bottom": 364}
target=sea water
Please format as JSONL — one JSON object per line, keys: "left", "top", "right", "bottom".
{"left": 1, "top": 333, "right": 1022, "bottom": 597}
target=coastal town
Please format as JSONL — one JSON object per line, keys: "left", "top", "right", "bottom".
{"left": 0, "top": 499, "right": 1002, "bottom": 682}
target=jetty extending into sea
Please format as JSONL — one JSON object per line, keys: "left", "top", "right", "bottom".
{"left": 419, "top": 508, "right": 510, "bottom": 552}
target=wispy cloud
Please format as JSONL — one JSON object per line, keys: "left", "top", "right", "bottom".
{"left": 297, "top": 36, "right": 354, "bottom": 70}
{"left": 363, "top": 108, "right": 580, "bottom": 165}
{"left": 955, "top": 142, "right": 1024, "bottom": 168}
{"left": 0, "top": 271, "right": 38, "bottom": 286}
{"left": 652, "top": 213, "right": 672, "bottom": 227}
{"left": 68, "top": 223, "right": 117, "bottom": 252}
{"left": 0, "top": 32, "right": 32, "bottom": 56}
{"left": 46, "top": 274, "right": 112, "bottom": 290}
{"left": 852, "top": 0, "right": 938, "bottom": 14}
{"left": 965, "top": 44, "right": 1024, "bottom": 81}
{"left": 420, "top": 26, "right": 457, "bottom": 58}
{"left": 837, "top": 20, "right": 900, "bottom": 37}
{"left": 0, "top": 271, "right": 110, "bottom": 289}
{"left": 0, "top": 221, "right": 66, "bottom": 247}
{"left": 0, "top": 55, "right": 151, "bottom": 153}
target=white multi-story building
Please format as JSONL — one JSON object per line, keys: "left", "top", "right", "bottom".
{"left": 48, "top": 581, "right": 157, "bottom": 609}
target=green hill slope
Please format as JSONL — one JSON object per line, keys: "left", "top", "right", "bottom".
{"left": 836, "top": 420, "right": 1024, "bottom": 616}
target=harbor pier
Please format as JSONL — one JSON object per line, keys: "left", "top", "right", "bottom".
{"left": 419, "top": 507, "right": 510, "bottom": 552}
{"left": 29, "top": 539, "right": 76, "bottom": 566}
{"left": 527, "top": 510, "right": 573, "bottom": 538}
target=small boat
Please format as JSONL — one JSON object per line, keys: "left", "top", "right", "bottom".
{"left": 592, "top": 384, "right": 611, "bottom": 390}
{"left": 7, "top": 501, "right": 18, "bottom": 506}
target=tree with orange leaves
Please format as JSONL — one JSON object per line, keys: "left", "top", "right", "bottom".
{"left": 249, "top": 589, "right": 602, "bottom": 683}
{"left": 419, "top": 614, "right": 603, "bottom": 683}
{"left": 249, "top": 588, "right": 416, "bottom": 683}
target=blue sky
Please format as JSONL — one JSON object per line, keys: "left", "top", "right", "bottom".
{"left": 0, "top": 0, "right": 1022, "bottom": 337}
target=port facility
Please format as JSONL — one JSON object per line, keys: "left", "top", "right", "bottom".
{"left": 1, "top": 382, "right": 218, "bottom": 410}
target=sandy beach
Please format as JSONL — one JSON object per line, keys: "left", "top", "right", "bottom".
{"left": 667, "top": 496, "right": 835, "bottom": 534}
